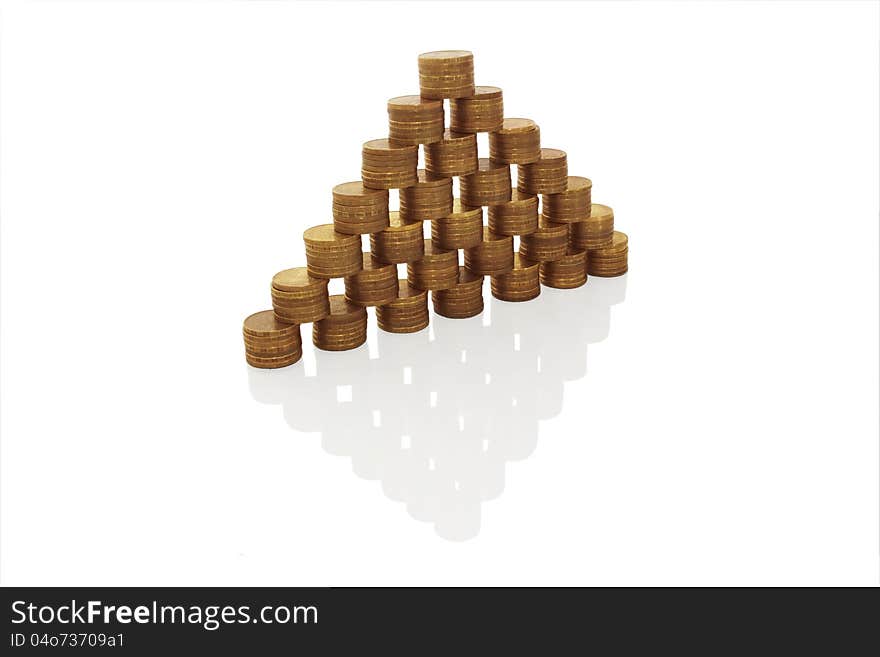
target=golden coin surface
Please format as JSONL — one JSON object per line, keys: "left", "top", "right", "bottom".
{"left": 245, "top": 340, "right": 302, "bottom": 358}
{"left": 591, "top": 203, "right": 614, "bottom": 222}
{"left": 243, "top": 331, "right": 301, "bottom": 347}
{"left": 539, "top": 248, "right": 588, "bottom": 289}
{"left": 517, "top": 148, "right": 569, "bottom": 194}
{"left": 497, "top": 117, "right": 538, "bottom": 134}
{"left": 376, "top": 280, "right": 430, "bottom": 333}
{"left": 270, "top": 273, "right": 331, "bottom": 323}
{"left": 460, "top": 158, "right": 511, "bottom": 206}
{"left": 487, "top": 189, "right": 539, "bottom": 235}
{"left": 332, "top": 181, "right": 389, "bottom": 204}
{"left": 370, "top": 211, "right": 425, "bottom": 264}
{"left": 361, "top": 138, "right": 419, "bottom": 188}
{"left": 399, "top": 170, "right": 454, "bottom": 221}
{"left": 242, "top": 310, "right": 298, "bottom": 338}
{"left": 431, "top": 198, "right": 483, "bottom": 249}
{"left": 490, "top": 253, "right": 541, "bottom": 302}
{"left": 450, "top": 86, "right": 504, "bottom": 133}
{"left": 303, "top": 223, "right": 358, "bottom": 247}
{"left": 464, "top": 227, "right": 514, "bottom": 275}
{"left": 489, "top": 118, "right": 541, "bottom": 164}
{"left": 387, "top": 95, "right": 443, "bottom": 111}
{"left": 587, "top": 230, "right": 628, "bottom": 277}
{"left": 312, "top": 295, "right": 368, "bottom": 351}
{"left": 519, "top": 218, "right": 569, "bottom": 262}
{"left": 362, "top": 138, "right": 417, "bottom": 155}
{"left": 271, "top": 267, "right": 327, "bottom": 293}
{"left": 418, "top": 50, "right": 473, "bottom": 63}
{"left": 593, "top": 230, "right": 628, "bottom": 254}
{"left": 424, "top": 130, "right": 478, "bottom": 177}
{"left": 407, "top": 239, "right": 459, "bottom": 290}
{"left": 418, "top": 51, "right": 475, "bottom": 99}
{"left": 344, "top": 253, "right": 399, "bottom": 307}
{"left": 542, "top": 176, "right": 593, "bottom": 223}
{"left": 246, "top": 350, "right": 303, "bottom": 369}
{"left": 388, "top": 96, "right": 445, "bottom": 145}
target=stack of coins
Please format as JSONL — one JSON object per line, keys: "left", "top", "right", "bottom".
{"left": 488, "top": 118, "right": 541, "bottom": 164}
{"left": 399, "top": 169, "right": 453, "bottom": 222}
{"left": 539, "top": 249, "right": 588, "bottom": 289}
{"left": 332, "top": 181, "right": 390, "bottom": 235}
{"left": 464, "top": 227, "right": 514, "bottom": 275}
{"left": 387, "top": 95, "right": 444, "bottom": 146}
{"left": 518, "top": 218, "right": 568, "bottom": 262}
{"left": 431, "top": 198, "right": 483, "bottom": 249}
{"left": 370, "top": 211, "right": 425, "bottom": 264}
{"left": 518, "top": 148, "right": 568, "bottom": 194}
{"left": 361, "top": 138, "right": 418, "bottom": 190}
{"left": 542, "top": 176, "right": 592, "bottom": 224}
{"left": 243, "top": 48, "right": 630, "bottom": 370}
{"left": 490, "top": 253, "right": 540, "bottom": 302}
{"left": 425, "top": 130, "right": 478, "bottom": 177}
{"left": 570, "top": 203, "right": 614, "bottom": 251}
{"left": 376, "top": 280, "right": 429, "bottom": 333}
{"left": 271, "top": 267, "right": 331, "bottom": 324}
{"left": 407, "top": 239, "right": 459, "bottom": 290}
{"left": 587, "top": 231, "right": 628, "bottom": 277}
{"left": 417, "top": 50, "right": 475, "bottom": 99}
{"left": 487, "top": 189, "right": 538, "bottom": 235}
{"left": 450, "top": 86, "right": 504, "bottom": 133}
{"left": 312, "top": 295, "right": 368, "bottom": 351}
{"left": 243, "top": 310, "right": 303, "bottom": 369}
{"left": 303, "top": 224, "right": 363, "bottom": 278}
{"left": 344, "top": 253, "right": 399, "bottom": 306}
{"left": 432, "top": 269, "right": 484, "bottom": 318}
{"left": 460, "top": 158, "right": 511, "bottom": 207}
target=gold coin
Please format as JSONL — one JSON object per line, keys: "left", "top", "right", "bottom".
{"left": 399, "top": 170, "right": 454, "bottom": 221}
{"left": 488, "top": 189, "right": 539, "bottom": 235}
{"left": 424, "top": 130, "right": 478, "bottom": 177}
{"left": 387, "top": 95, "right": 444, "bottom": 112}
{"left": 271, "top": 267, "right": 328, "bottom": 293}
{"left": 243, "top": 333, "right": 301, "bottom": 350}
{"left": 539, "top": 248, "right": 588, "bottom": 289}
{"left": 430, "top": 267, "right": 485, "bottom": 318}
{"left": 519, "top": 219, "right": 569, "bottom": 262}
{"left": 460, "top": 158, "right": 511, "bottom": 206}
{"left": 463, "top": 227, "right": 514, "bottom": 275}
{"left": 243, "top": 309, "right": 298, "bottom": 338}
{"left": 332, "top": 181, "right": 389, "bottom": 205}
{"left": 490, "top": 253, "right": 541, "bottom": 302}
{"left": 418, "top": 51, "right": 475, "bottom": 99}
{"left": 377, "top": 280, "right": 429, "bottom": 333}
{"left": 312, "top": 294, "right": 368, "bottom": 351}
{"left": 406, "top": 240, "right": 459, "bottom": 290}
{"left": 431, "top": 198, "right": 483, "bottom": 249}
{"left": 303, "top": 223, "right": 359, "bottom": 247}
{"left": 246, "top": 350, "right": 303, "bottom": 369}
{"left": 517, "top": 148, "right": 569, "bottom": 195}
{"left": 245, "top": 340, "right": 302, "bottom": 357}
{"left": 418, "top": 50, "right": 473, "bottom": 63}
{"left": 542, "top": 176, "right": 592, "bottom": 223}
{"left": 590, "top": 203, "right": 614, "bottom": 222}
{"left": 450, "top": 85, "right": 504, "bottom": 132}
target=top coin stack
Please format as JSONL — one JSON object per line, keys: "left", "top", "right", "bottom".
{"left": 418, "top": 50, "right": 475, "bottom": 99}
{"left": 243, "top": 48, "right": 630, "bottom": 368}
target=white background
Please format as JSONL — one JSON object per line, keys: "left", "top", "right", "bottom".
{"left": 2, "top": 0, "right": 878, "bottom": 586}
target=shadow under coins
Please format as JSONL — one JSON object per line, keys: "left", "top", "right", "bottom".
{"left": 248, "top": 275, "right": 627, "bottom": 542}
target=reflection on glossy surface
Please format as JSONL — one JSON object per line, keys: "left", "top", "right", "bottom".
{"left": 248, "top": 275, "right": 627, "bottom": 541}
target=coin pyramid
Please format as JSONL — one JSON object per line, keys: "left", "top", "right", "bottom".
{"left": 243, "top": 50, "right": 629, "bottom": 369}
